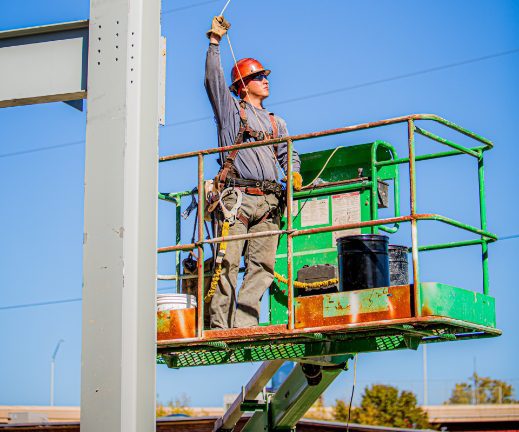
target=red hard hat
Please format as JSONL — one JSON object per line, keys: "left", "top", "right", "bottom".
{"left": 230, "top": 58, "right": 271, "bottom": 95}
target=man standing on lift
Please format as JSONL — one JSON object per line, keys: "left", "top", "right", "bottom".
{"left": 205, "top": 16, "right": 302, "bottom": 329}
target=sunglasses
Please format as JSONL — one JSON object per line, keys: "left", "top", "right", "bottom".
{"left": 250, "top": 74, "right": 269, "bottom": 82}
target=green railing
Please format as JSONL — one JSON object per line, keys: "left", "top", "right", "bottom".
{"left": 158, "top": 114, "right": 496, "bottom": 337}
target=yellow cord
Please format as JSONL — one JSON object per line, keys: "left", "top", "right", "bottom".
{"left": 205, "top": 221, "right": 230, "bottom": 302}
{"left": 274, "top": 272, "right": 338, "bottom": 289}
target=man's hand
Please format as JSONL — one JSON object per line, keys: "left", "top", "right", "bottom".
{"left": 282, "top": 172, "right": 303, "bottom": 191}
{"left": 292, "top": 172, "right": 303, "bottom": 191}
{"left": 207, "top": 15, "right": 231, "bottom": 41}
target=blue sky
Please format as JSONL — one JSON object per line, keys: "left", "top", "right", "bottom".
{"left": 1, "top": 0, "right": 518, "bottom": 408}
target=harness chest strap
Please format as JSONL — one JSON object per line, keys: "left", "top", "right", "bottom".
{"left": 218, "top": 100, "right": 279, "bottom": 187}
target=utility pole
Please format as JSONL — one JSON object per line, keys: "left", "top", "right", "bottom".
{"left": 473, "top": 357, "right": 478, "bottom": 405}
{"left": 422, "top": 344, "right": 428, "bottom": 405}
{"left": 50, "top": 339, "right": 64, "bottom": 406}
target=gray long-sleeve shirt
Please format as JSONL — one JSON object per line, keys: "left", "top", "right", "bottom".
{"left": 205, "top": 43, "right": 300, "bottom": 182}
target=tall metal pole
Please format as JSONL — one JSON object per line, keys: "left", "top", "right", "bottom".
{"left": 81, "top": 1, "right": 161, "bottom": 431}
{"left": 473, "top": 357, "right": 478, "bottom": 404}
{"left": 422, "top": 344, "right": 428, "bottom": 406}
{"left": 50, "top": 339, "right": 64, "bottom": 406}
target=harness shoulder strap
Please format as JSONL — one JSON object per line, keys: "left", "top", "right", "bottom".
{"left": 219, "top": 102, "right": 278, "bottom": 186}
{"left": 268, "top": 113, "right": 279, "bottom": 139}
{"left": 269, "top": 112, "right": 279, "bottom": 157}
{"left": 217, "top": 101, "right": 248, "bottom": 186}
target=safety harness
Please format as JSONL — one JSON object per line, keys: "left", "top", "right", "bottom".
{"left": 215, "top": 99, "right": 279, "bottom": 191}
{"left": 205, "top": 100, "right": 282, "bottom": 302}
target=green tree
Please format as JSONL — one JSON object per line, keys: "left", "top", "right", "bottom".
{"left": 304, "top": 395, "right": 331, "bottom": 421}
{"left": 333, "top": 399, "right": 350, "bottom": 422}
{"left": 333, "top": 384, "right": 431, "bottom": 429}
{"left": 156, "top": 393, "right": 194, "bottom": 417}
{"left": 447, "top": 374, "right": 517, "bottom": 404}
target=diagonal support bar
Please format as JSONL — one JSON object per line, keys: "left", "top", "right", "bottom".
{"left": 213, "top": 360, "right": 285, "bottom": 431}
{"left": 268, "top": 361, "right": 346, "bottom": 429}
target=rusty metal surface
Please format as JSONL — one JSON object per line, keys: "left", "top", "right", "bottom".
{"left": 159, "top": 114, "right": 493, "bottom": 163}
{"left": 286, "top": 140, "right": 295, "bottom": 330}
{"left": 157, "top": 213, "right": 496, "bottom": 254}
{"left": 158, "top": 242, "right": 196, "bottom": 253}
{"left": 293, "top": 215, "right": 413, "bottom": 237}
{"left": 157, "top": 308, "right": 197, "bottom": 340}
{"left": 156, "top": 314, "right": 501, "bottom": 351}
{"left": 197, "top": 154, "right": 205, "bottom": 338}
{"left": 408, "top": 119, "right": 421, "bottom": 317}
{"left": 202, "top": 324, "right": 287, "bottom": 341}
{"left": 294, "top": 285, "right": 412, "bottom": 328}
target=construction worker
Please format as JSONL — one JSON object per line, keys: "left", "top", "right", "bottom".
{"left": 205, "top": 16, "right": 302, "bottom": 329}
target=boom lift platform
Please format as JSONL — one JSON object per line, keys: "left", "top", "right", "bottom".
{"left": 156, "top": 114, "right": 498, "bottom": 430}
{"left": 157, "top": 114, "right": 501, "bottom": 432}
{"left": 157, "top": 113, "right": 498, "bottom": 365}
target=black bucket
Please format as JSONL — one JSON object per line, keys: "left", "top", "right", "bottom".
{"left": 388, "top": 245, "right": 409, "bottom": 286}
{"left": 337, "top": 234, "right": 389, "bottom": 291}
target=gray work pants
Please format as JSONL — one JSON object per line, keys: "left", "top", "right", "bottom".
{"left": 209, "top": 191, "right": 280, "bottom": 329}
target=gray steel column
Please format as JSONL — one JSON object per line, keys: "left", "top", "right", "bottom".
{"left": 81, "top": 0, "right": 161, "bottom": 431}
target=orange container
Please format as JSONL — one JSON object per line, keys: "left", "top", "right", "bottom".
{"left": 157, "top": 308, "right": 196, "bottom": 340}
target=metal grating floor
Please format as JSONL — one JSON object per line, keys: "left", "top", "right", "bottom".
{"left": 157, "top": 319, "right": 500, "bottom": 369}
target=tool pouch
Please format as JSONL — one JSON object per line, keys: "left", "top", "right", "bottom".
{"left": 204, "top": 179, "right": 220, "bottom": 220}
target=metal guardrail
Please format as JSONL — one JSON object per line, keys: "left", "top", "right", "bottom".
{"left": 158, "top": 114, "right": 496, "bottom": 338}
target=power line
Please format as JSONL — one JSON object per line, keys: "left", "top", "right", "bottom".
{"left": 164, "top": 47, "right": 519, "bottom": 127}
{"left": 0, "top": 140, "right": 84, "bottom": 159}
{"left": 267, "top": 47, "right": 519, "bottom": 107}
{"left": 0, "top": 297, "right": 81, "bottom": 311}
{"left": 498, "top": 234, "right": 519, "bottom": 241}
{"left": 162, "top": 0, "right": 220, "bottom": 15}
{"left": 2, "top": 229, "right": 519, "bottom": 312}
{"left": 1, "top": 47, "right": 518, "bottom": 157}
{"left": 0, "top": 286, "right": 176, "bottom": 311}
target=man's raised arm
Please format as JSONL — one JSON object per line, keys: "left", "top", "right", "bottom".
{"left": 204, "top": 16, "right": 234, "bottom": 129}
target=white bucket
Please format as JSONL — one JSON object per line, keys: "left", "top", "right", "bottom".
{"left": 156, "top": 293, "right": 197, "bottom": 312}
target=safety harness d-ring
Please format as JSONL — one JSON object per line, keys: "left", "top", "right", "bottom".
{"left": 218, "top": 187, "right": 243, "bottom": 225}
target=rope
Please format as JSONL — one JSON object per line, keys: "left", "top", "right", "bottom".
{"left": 303, "top": 146, "right": 344, "bottom": 188}
{"left": 219, "top": 0, "right": 232, "bottom": 15}
{"left": 274, "top": 272, "right": 338, "bottom": 289}
{"left": 205, "top": 220, "right": 230, "bottom": 302}
{"left": 346, "top": 354, "right": 358, "bottom": 432}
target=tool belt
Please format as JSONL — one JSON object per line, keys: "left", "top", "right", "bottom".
{"left": 223, "top": 177, "right": 283, "bottom": 197}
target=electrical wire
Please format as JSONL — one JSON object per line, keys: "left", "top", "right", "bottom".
{"left": 346, "top": 354, "right": 358, "bottom": 432}
{"left": 0, "top": 298, "right": 81, "bottom": 311}
{"left": 162, "top": 0, "right": 220, "bottom": 15}
{"left": 0, "top": 285, "right": 177, "bottom": 311}
{"left": 164, "top": 47, "right": 519, "bottom": 127}
{"left": 269, "top": 47, "right": 519, "bottom": 108}
{"left": 499, "top": 234, "right": 519, "bottom": 241}
{"left": 2, "top": 48, "right": 517, "bottom": 159}
{"left": 3, "top": 232, "right": 517, "bottom": 311}
{"left": 0, "top": 140, "right": 84, "bottom": 159}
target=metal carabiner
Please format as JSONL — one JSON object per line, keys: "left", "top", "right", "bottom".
{"left": 218, "top": 187, "right": 243, "bottom": 224}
